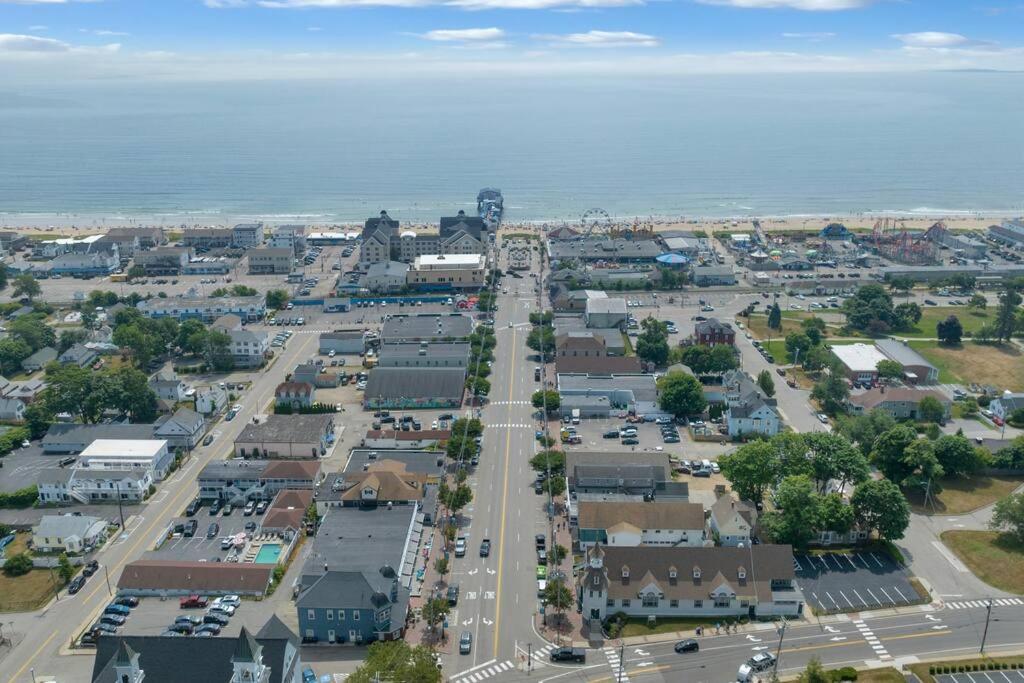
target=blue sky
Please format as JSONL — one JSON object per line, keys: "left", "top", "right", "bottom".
{"left": 2, "top": 0, "right": 1023, "bottom": 80}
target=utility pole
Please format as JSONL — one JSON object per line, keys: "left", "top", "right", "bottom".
{"left": 104, "top": 565, "right": 112, "bottom": 596}
{"left": 980, "top": 599, "right": 993, "bottom": 653}
{"left": 773, "top": 617, "right": 788, "bottom": 677}
{"left": 528, "top": 642, "right": 532, "bottom": 673}
{"left": 617, "top": 641, "right": 625, "bottom": 683}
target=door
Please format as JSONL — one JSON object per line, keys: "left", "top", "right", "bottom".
{"left": 590, "top": 608, "right": 601, "bottom": 619}
{"left": 349, "top": 629, "right": 358, "bottom": 643}
{"left": 327, "top": 629, "right": 335, "bottom": 644}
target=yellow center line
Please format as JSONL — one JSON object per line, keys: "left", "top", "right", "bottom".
{"left": 6, "top": 334, "right": 317, "bottom": 683}
{"left": 492, "top": 324, "right": 517, "bottom": 660}
{"left": 780, "top": 629, "right": 948, "bottom": 655}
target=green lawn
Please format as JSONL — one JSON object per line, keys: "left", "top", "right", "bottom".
{"left": 0, "top": 532, "right": 64, "bottom": 612}
{"left": 909, "top": 340, "right": 1024, "bottom": 390}
{"left": 618, "top": 616, "right": 741, "bottom": 637}
{"left": 895, "top": 307, "right": 993, "bottom": 339}
{"left": 746, "top": 313, "right": 808, "bottom": 340}
{"left": 908, "top": 475, "right": 1024, "bottom": 515}
{"left": 940, "top": 530, "right": 1024, "bottom": 594}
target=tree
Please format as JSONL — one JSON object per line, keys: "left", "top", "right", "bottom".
{"left": 265, "top": 289, "right": 290, "bottom": 310}
{"left": 0, "top": 338, "right": 32, "bottom": 375}
{"left": 465, "top": 376, "right": 490, "bottom": 398}
{"left": 801, "top": 317, "right": 826, "bottom": 334}
{"left": 784, "top": 332, "right": 811, "bottom": 363}
{"left": 871, "top": 424, "right": 919, "bottom": 483}
{"left": 2, "top": 552, "right": 32, "bottom": 577}
{"left": 23, "top": 400, "right": 55, "bottom": 439}
{"left": 900, "top": 439, "right": 944, "bottom": 492}
{"left": 718, "top": 440, "right": 779, "bottom": 505}
{"left": 842, "top": 284, "right": 896, "bottom": 332}
{"left": 756, "top": 369, "right": 775, "bottom": 397}
{"left": 420, "top": 597, "right": 450, "bottom": 634}
{"left": 433, "top": 556, "right": 449, "bottom": 577}
{"left": 542, "top": 578, "right": 574, "bottom": 625}
{"left": 851, "top": 478, "right": 911, "bottom": 541}
{"left": 767, "top": 303, "right": 782, "bottom": 330}
{"left": 112, "top": 366, "right": 159, "bottom": 422}
{"left": 657, "top": 371, "right": 707, "bottom": 417}
{"left": 708, "top": 345, "right": 739, "bottom": 373}
{"left": 531, "top": 390, "right": 560, "bottom": 413}
{"left": 967, "top": 294, "right": 988, "bottom": 310}
{"left": 349, "top": 642, "right": 441, "bottom": 683}
{"left": 811, "top": 372, "right": 849, "bottom": 416}
{"left": 546, "top": 475, "right": 567, "bottom": 497}
{"left": 450, "top": 418, "right": 484, "bottom": 441}
{"left": 875, "top": 359, "right": 903, "bottom": 381}
{"left": 445, "top": 434, "right": 479, "bottom": 462}
{"left": 11, "top": 274, "right": 40, "bottom": 301}
{"left": 802, "top": 345, "right": 832, "bottom": 373}
{"left": 894, "top": 302, "right": 922, "bottom": 329}
{"left": 837, "top": 408, "right": 897, "bottom": 458}
{"left": 990, "top": 492, "right": 1024, "bottom": 544}
{"left": 636, "top": 318, "right": 670, "bottom": 367}
{"left": 127, "top": 265, "right": 146, "bottom": 280}
{"left": 57, "top": 329, "right": 90, "bottom": 354}
{"left": 529, "top": 450, "right": 566, "bottom": 476}
{"left": 438, "top": 480, "right": 473, "bottom": 515}
{"left": 934, "top": 434, "right": 985, "bottom": 477}
{"left": 526, "top": 326, "right": 556, "bottom": 360}
{"left": 818, "top": 493, "right": 855, "bottom": 535}
{"left": 57, "top": 553, "right": 75, "bottom": 583}
{"left": 176, "top": 319, "right": 207, "bottom": 353}
{"left": 937, "top": 315, "right": 963, "bottom": 345}
{"left": 761, "top": 475, "right": 819, "bottom": 550}
{"left": 0, "top": 263, "right": 7, "bottom": 290}
{"left": 797, "top": 657, "right": 830, "bottom": 683}
{"left": 803, "top": 432, "right": 870, "bottom": 493}
{"left": 995, "top": 286, "right": 1022, "bottom": 342}
{"left": 888, "top": 277, "right": 915, "bottom": 297}
{"left": 960, "top": 396, "right": 979, "bottom": 417}
{"left": 9, "top": 316, "right": 57, "bottom": 352}
{"left": 917, "top": 396, "right": 946, "bottom": 423}
{"left": 203, "top": 329, "right": 234, "bottom": 371}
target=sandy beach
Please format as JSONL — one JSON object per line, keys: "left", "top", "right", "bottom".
{"left": 0, "top": 211, "right": 1010, "bottom": 238}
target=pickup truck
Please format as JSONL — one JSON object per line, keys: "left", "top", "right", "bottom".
{"left": 549, "top": 647, "right": 586, "bottom": 663}
{"left": 179, "top": 595, "right": 209, "bottom": 609}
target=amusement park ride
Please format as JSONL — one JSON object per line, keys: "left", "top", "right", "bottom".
{"left": 577, "top": 208, "right": 655, "bottom": 240}
{"left": 871, "top": 218, "right": 939, "bottom": 265}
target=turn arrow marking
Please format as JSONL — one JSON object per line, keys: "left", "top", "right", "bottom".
{"left": 829, "top": 637, "right": 847, "bottom": 642}
{"left": 746, "top": 635, "right": 762, "bottom": 642}
{"left": 823, "top": 626, "right": 840, "bottom": 633}
{"left": 633, "top": 649, "right": 650, "bottom": 656}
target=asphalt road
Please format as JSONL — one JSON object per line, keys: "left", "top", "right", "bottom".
{"left": 0, "top": 330, "right": 320, "bottom": 683}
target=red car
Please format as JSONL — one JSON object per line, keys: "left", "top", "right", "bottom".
{"left": 179, "top": 595, "right": 208, "bottom": 609}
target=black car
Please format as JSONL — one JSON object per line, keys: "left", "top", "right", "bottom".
{"left": 479, "top": 538, "right": 491, "bottom": 557}
{"left": 115, "top": 596, "right": 140, "bottom": 608}
{"left": 68, "top": 575, "right": 86, "bottom": 594}
{"left": 621, "top": 437, "right": 639, "bottom": 445}
{"left": 185, "top": 498, "right": 202, "bottom": 516}
{"left": 83, "top": 560, "right": 99, "bottom": 577}
{"left": 203, "top": 613, "right": 230, "bottom": 626}
{"left": 202, "top": 435, "right": 214, "bottom": 447}
{"left": 207, "top": 522, "right": 219, "bottom": 539}
{"left": 675, "top": 639, "right": 699, "bottom": 653}
{"left": 602, "top": 430, "right": 619, "bottom": 439}
{"left": 446, "top": 585, "right": 459, "bottom": 606}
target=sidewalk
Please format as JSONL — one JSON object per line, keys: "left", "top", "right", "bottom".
{"left": 405, "top": 522, "right": 453, "bottom": 654}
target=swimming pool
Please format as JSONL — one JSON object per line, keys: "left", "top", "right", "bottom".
{"left": 254, "top": 543, "right": 282, "bottom": 564}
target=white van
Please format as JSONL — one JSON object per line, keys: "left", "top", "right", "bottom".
{"left": 700, "top": 459, "right": 712, "bottom": 472}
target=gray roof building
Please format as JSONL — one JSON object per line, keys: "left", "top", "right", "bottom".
{"left": 548, "top": 238, "right": 662, "bottom": 263}
{"left": 377, "top": 342, "right": 470, "bottom": 368}
{"left": 21, "top": 346, "right": 58, "bottom": 371}
{"left": 363, "top": 367, "right": 466, "bottom": 408}
{"left": 380, "top": 314, "right": 474, "bottom": 343}
{"left": 236, "top": 414, "right": 334, "bottom": 446}
{"left": 42, "top": 423, "right": 156, "bottom": 454}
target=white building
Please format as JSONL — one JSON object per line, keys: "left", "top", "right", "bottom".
{"left": 576, "top": 501, "right": 706, "bottom": 549}
{"left": 407, "top": 253, "right": 487, "bottom": 290}
{"left": 32, "top": 514, "right": 108, "bottom": 553}
{"left": 195, "top": 385, "right": 229, "bottom": 415}
{"left": 709, "top": 495, "right": 758, "bottom": 547}
{"left": 226, "top": 329, "right": 269, "bottom": 368}
{"left": 830, "top": 343, "right": 889, "bottom": 384}
{"left": 77, "top": 439, "right": 174, "bottom": 481}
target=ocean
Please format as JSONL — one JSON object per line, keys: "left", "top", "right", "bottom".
{"left": 0, "top": 72, "right": 1021, "bottom": 225}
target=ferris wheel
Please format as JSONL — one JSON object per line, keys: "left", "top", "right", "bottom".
{"left": 580, "top": 208, "right": 612, "bottom": 238}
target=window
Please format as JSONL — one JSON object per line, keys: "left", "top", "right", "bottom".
{"left": 353, "top": 611, "right": 360, "bottom": 621}
{"left": 622, "top": 599, "right": 631, "bottom": 608}
{"left": 694, "top": 600, "right": 703, "bottom": 608}
{"left": 670, "top": 600, "right": 679, "bottom": 608}
{"left": 607, "top": 599, "right": 614, "bottom": 607}
{"left": 307, "top": 609, "right": 316, "bottom": 621}
{"left": 693, "top": 567, "right": 701, "bottom": 579}
{"left": 714, "top": 598, "right": 731, "bottom": 608}
{"left": 642, "top": 594, "right": 659, "bottom": 608}
{"left": 668, "top": 567, "right": 677, "bottom": 579}
{"left": 738, "top": 567, "right": 746, "bottom": 580}
{"left": 326, "top": 610, "right": 334, "bottom": 621}
{"left": 740, "top": 600, "right": 749, "bottom": 608}
{"left": 621, "top": 566, "right": 630, "bottom": 579}
{"left": 593, "top": 575, "right": 601, "bottom": 586}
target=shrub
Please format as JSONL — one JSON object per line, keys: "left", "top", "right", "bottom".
{"left": 0, "top": 485, "right": 38, "bottom": 509}
{"left": 2, "top": 552, "right": 33, "bottom": 577}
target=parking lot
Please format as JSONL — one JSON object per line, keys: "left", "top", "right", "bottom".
{"left": 100, "top": 595, "right": 274, "bottom": 640}
{"left": 0, "top": 443, "right": 65, "bottom": 493}
{"left": 936, "top": 671, "right": 1024, "bottom": 683}
{"left": 794, "top": 551, "right": 924, "bottom": 613}
{"left": 146, "top": 506, "right": 267, "bottom": 563}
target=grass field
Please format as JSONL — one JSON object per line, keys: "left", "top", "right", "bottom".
{"left": 940, "top": 530, "right": 1024, "bottom": 594}
{"left": 619, "top": 616, "right": 739, "bottom": 637}
{"left": 746, "top": 313, "right": 808, "bottom": 340}
{"left": 854, "top": 668, "right": 909, "bottom": 683}
{"left": 0, "top": 533, "right": 62, "bottom": 613}
{"left": 896, "top": 307, "right": 993, "bottom": 339}
{"left": 909, "top": 341, "right": 1024, "bottom": 390}
{"left": 908, "top": 475, "right": 1024, "bottom": 515}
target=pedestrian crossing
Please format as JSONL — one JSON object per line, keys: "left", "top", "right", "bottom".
{"left": 488, "top": 423, "right": 533, "bottom": 429}
{"left": 946, "top": 598, "right": 1023, "bottom": 610}
{"left": 452, "top": 659, "right": 515, "bottom": 683}
{"left": 604, "top": 646, "right": 630, "bottom": 682}
{"left": 489, "top": 400, "right": 532, "bottom": 406}
{"left": 852, "top": 619, "right": 891, "bottom": 661}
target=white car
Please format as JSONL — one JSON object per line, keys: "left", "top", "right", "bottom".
{"left": 790, "top": 303, "right": 802, "bottom": 310}
{"left": 816, "top": 413, "right": 830, "bottom": 424}
{"left": 216, "top": 595, "right": 241, "bottom": 608}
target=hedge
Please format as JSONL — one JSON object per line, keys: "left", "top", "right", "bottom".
{"left": 0, "top": 485, "right": 38, "bottom": 509}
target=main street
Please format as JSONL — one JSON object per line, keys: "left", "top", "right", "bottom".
{"left": 0, "top": 331, "right": 321, "bottom": 683}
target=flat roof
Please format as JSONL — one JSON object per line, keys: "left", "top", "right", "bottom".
{"left": 236, "top": 414, "right": 333, "bottom": 444}
{"left": 381, "top": 314, "right": 473, "bottom": 342}
{"left": 415, "top": 253, "right": 484, "bottom": 267}
{"left": 830, "top": 343, "right": 889, "bottom": 373}
{"left": 79, "top": 439, "right": 167, "bottom": 459}
{"left": 300, "top": 505, "right": 416, "bottom": 579}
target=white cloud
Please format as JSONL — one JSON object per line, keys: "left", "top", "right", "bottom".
{"left": 535, "top": 29, "right": 660, "bottom": 47}
{"left": 218, "top": 0, "right": 643, "bottom": 8}
{"left": 307, "top": 26, "right": 322, "bottom": 31}
{"left": 94, "top": 30, "right": 131, "bottom": 36}
{"left": 696, "top": 0, "right": 870, "bottom": 9}
{"left": 891, "top": 32, "right": 970, "bottom": 48}
{"left": 422, "top": 27, "right": 505, "bottom": 42}
{"left": 0, "top": 34, "right": 72, "bottom": 52}
{"left": 204, "top": 0, "right": 249, "bottom": 6}
{"left": 781, "top": 32, "right": 836, "bottom": 39}
{"left": 28, "top": 25, "right": 48, "bottom": 31}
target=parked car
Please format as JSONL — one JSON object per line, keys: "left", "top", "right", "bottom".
{"left": 621, "top": 437, "right": 639, "bottom": 445}
{"left": 180, "top": 595, "right": 208, "bottom": 609}
{"left": 479, "top": 538, "right": 491, "bottom": 557}
{"left": 207, "top": 522, "right": 220, "bottom": 539}
{"left": 447, "top": 584, "right": 459, "bottom": 606}
{"left": 68, "top": 575, "right": 86, "bottom": 594}
{"left": 203, "top": 613, "right": 229, "bottom": 626}
{"left": 675, "top": 639, "right": 699, "bottom": 653}
{"left": 175, "top": 615, "right": 202, "bottom": 627}
{"left": 100, "top": 614, "right": 127, "bottom": 627}
{"left": 550, "top": 647, "right": 586, "bottom": 663}
{"left": 83, "top": 560, "right": 99, "bottom": 577}
{"left": 104, "top": 603, "right": 131, "bottom": 617}
{"left": 114, "top": 596, "right": 140, "bottom": 608}
{"left": 454, "top": 536, "right": 467, "bottom": 557}
{"left": 459, "top": 631, "right": 473, "bottom": 655}
{"left": 602, "top": 429, "right": 620, "bottom": 439}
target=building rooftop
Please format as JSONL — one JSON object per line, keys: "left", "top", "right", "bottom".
{"left": 414, "top": 253, "right": 485, "bottom": 268}
{"left": 548, "top": 238, "right": 662, "bottom": 262}
{"left": 849, "top": 387, "right": 950, "bottom": 410}
{"left": 79, "top": 439, "right": 167, "bottom": 459}
{"left": 381, "top": 314, "right": 473, "bottom": 342}
{"left": 830, "top": 343, "right": 889, "bottom": 374}
{"left": 557, "top": 372, "right": 659, "bottom": 404}
{"left": 344, "top": 449, "right": 446, "bottom": 477}
{"left": 262, "top": 489, "right": 314, "bottom": 531}
{"left": 577, "top": 501, "right": 705, "bottom": 531}
{"left": 378, "top": 342, "right": 470, "bottom": 361}
{"left": 236, "top": 414, "right": 334, "bottom": 445}
{"left": 875, "top": 338, "right": 937, "bottom": 372}
{"left": 555, "top": 356, "right": 642, "bottom": 375}
{"left": 43, "top": 423, "right": 156, "bottom": 449}
{"left": 586, "top": 297, "right": 628, "bottom": 315}
{"left": 117, "top": 560, "right": 273, "bottom": 593}
{"left": 364, "top": 367, "right": 466, "bottom": 401}
{"left": 300, "top": 505, "right": 417, "bottom": 582}
{"left": 34, "top": 514, "right": 105, "bottom": 539}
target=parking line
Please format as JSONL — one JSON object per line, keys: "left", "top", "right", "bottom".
{"left": 892, "top": 585, "right": 909, "bottom": 602}
{"left": 817, "top": 555, "right": 830, "bottom": 569}
{"left": 865, "top": 587, "right": 884, "bottom": 606}
{"left": 794, "top": 556, "right": 804, "bottom": 571}
{"left": 843, "top": 554, "right": 858, "bottom": 570}
{"left": 854, "top": 553, "right": 871, "bottom": 568}
{"left": 838, "top": 590, "right": 856, "bottom": 609}
{"left": 878, "top": 587, "right": 896, "bottom": 605}
{"left": 825, "top": 591, "right": 841, "bottom": 609}
{"left": 849, "top": 588, "right": 869, "bottom": 607}
{"left": 869, "top": 552, "right": 885, "bottom": 568}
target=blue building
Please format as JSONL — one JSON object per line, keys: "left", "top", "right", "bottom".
{"left": 295, "top": 506, "right": 418, "bottom": 645}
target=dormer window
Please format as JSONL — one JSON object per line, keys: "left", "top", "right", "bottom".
{"left": 693, "top": 566, "right": 701, "bottom": 579}
{"left": 621, "top": 565, "right": 630, "bottom": 579}
{"left": 738, "top": 567, "right": 747, "bottom": 580}
{"left": 668, "top": 566, "right": 678, "bottom": 579}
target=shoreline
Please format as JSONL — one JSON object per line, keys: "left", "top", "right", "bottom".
{"left": 0, "top": 210, "right": 1015, "bottom": 235}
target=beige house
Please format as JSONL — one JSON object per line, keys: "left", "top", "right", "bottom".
{"left": 407, "top": 253, "right": 486, "bottom": 289}
{"left": 32, "top": 514, "right": 108, "bottom": 553}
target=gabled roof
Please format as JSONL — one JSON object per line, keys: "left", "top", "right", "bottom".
{"left": 848, "top": 387, "right": 950, "bottom": 410}
{"left": 578, "top": 501, "right": 705, "bottom": 531}
{"left": 117, "top": 560, "right": 273, "bottom": 593}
